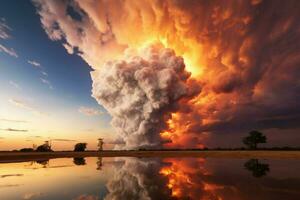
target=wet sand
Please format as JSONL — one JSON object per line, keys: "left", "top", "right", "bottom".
{"left": 0, "top": 150, "right": 300, "bottom": 163}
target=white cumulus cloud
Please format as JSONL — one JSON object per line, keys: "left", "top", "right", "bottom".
{"left": 0, "top": 18, "right": 11, "bottom": 39}
{"left": 28, "top": 60, "right": 41, "bottom": 68}
{"left": 0, "top": 44, "right": 18, "bottom": 57}
{"left": 92, "top": 44, "right": 191, "bottom": 149}
{"left": 78, "top": 106, "right": 102, "bottom": 116}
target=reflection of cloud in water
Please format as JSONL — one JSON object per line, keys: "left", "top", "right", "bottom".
{"left": 1, "top": 157, "right": 299, "bottom": 200}
{"left": 104, "top": 158, "right": 173, "bottom": 200}
{"left": 167, "top": 158, "right": 300, "bottom": 200}
{"left": 160, "top": 158, "right": 224, "bottom": 200}
{"left": 103, "top": 158, "right": 300, "bottom": 200}
{"left": 22, "top": 192, "right": 44, "bottom": 200}
{"left": 73, "top": 194, "right": 99, "bottom": 200}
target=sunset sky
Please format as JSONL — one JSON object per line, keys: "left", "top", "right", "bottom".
{"left": 0, "top": 1, "right": 112, "bottom": 150}
{"left": 1, "top": 0, "right": 299, "bottom": 150}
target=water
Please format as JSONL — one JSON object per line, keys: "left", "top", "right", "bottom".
{"left": 0, "top": 157, "right": 299, "bottom": 200}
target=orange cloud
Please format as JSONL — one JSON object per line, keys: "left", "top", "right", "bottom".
{"left": 33, "top": 0, "right": 300, "bottom": 148}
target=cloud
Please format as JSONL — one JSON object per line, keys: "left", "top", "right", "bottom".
{"left": 34, "top": 0, "right": 300, "bottom": 148}
{"left": 9, "top": 98, "right": 32, "bottom": 110}
{"left": 0, "top": 18, "right": 17, "bottom": 58}
{"left": 78, "top": 106, "right": 102, "bottom": 116}
{"left": 28, "top": 135, "right": 42, "bottom": 138}
{"left": 27, "top": 60, "right": 41, "bottom": 68}
{"left": 0, "top": 44, "right": 18, "bottom": 57}
{"left": 51, "top": 138, "right": 78, "bottom": 142}
{"left": 41, "top": 71, "right": 48, "bottom": 76}
{"left": 28, "top": 59, "right": 51, "bottom": 88}
{"left": 32, "top": 0, "right": 124, "bottom": 69}
{"left": 0, "top": 128, "right": 28, "bottom": 132}
{"left": 27, "top": 59, "right": 48, "bottom": 76}
{"left": 63, "top": 43, "right": 74, "bottom": 54}
{"left": 9, "top": 80, "right": 21, "bottom": 90}
{"left": 0, "top": 118, "right": 27, "bottom": 123}
{"left": 82, "top": 128, "right": 94, "bottom": 132}
{"left": 25, "top": 135, "right": 42, "bottom": 142}
{"left": 1, "top": 174, "right": 23, "bottom": 178}
{"left": 0, "top": 184, "right": 23, "bottom": 188}
{"left": 105, "top": 138, "right": 126, "bottom": 145}
{"left": 0, "top": 18, "right": 11, "bottom": 39}
{"left": 40, "top": 78, "right": 53, "bottom": 89}
{"left": 91, "top": 45, "right": 193, "bottom": 149}
{"left": 8, "top": 98, "right": 46, "bottom": 116}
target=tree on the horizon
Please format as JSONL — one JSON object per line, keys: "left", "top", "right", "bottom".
{"left": 36, "top": 143, "right": 53, "bottom": 152}
{"left": 19, "top": 148, "right": 34, "bottom": 152}
{"left": 243, "top": 130, "right": 266, "bottom": 149}
{"left": 74, "top": 143, "right": 87, "bottom": 152}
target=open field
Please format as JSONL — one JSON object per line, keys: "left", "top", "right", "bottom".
{"left": 0, "top": 150, "right": 300, "bottom": 163}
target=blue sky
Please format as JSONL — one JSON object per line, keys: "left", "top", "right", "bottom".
{"left": 0, "top": 0, "right": 113, "bottom": 150}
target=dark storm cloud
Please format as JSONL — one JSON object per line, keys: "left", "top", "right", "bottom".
{"left": 33, "top": 0, "right": 300, "bottom": 147}
{"left": 174, "top": 0, "right": 300, "bottom": 145}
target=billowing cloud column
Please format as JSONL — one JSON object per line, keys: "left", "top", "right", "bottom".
{"left": 91, "top": 44, "right": 191, "bottom": 149}
{"left": 34, "top": 0, "right": 300, "bottom": 148}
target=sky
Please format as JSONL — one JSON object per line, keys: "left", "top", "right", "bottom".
{"left": 1, "top": 0, "right": 300, "bottom": 150}
{"left": 0, "top": 0, "right": 113, "bottom": 150}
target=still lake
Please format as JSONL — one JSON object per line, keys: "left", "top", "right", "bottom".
{"left": 0, "top": 157, "right": 299, "bottom": 200}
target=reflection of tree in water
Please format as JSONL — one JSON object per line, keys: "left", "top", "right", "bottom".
{"left": 25, "top": 159, "right": 49, "bottom": 169}
{"left": 27, "top": 159, "right": 73, "bottom": 169}
{"left": 35, "top": 159, "right": 49, "bottom": 168}
{"left": 73, "top": 157, "right": 86, "bottom": 166}
{"left": 96, "top": 157, "right": 102, "bottom": 170}
{"left": 244, "top": 159, "right": 270, "bottom": 178}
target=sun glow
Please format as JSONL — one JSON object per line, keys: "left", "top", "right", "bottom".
{"left": 161, "top": 38, "right": 205, "bottom": 77}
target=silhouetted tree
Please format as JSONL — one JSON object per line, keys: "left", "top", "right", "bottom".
{"left": 243, "top": 130, "right": 266, "bottom": 149}
{"left": 244, "top": 159, "right": 270, "bottom": 177}
{"left": 74, "top": 143, "right": 87, "bottom": 152}
{"left": 73, "top": 157, "right": 86, "bottom": 165}
{"left": 36, "top": 144, "right": 52, "bottom": 152}
{"left": 19, "top": 148, "right": 34, "bottom": 152}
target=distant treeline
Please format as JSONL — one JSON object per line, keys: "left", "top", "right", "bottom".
{"left": 5, "top": 146, "right": 300, "bottom": 152}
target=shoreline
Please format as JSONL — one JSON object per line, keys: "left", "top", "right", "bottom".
{"left": 0, "top": 150, "right": 300, "bottom": 163}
